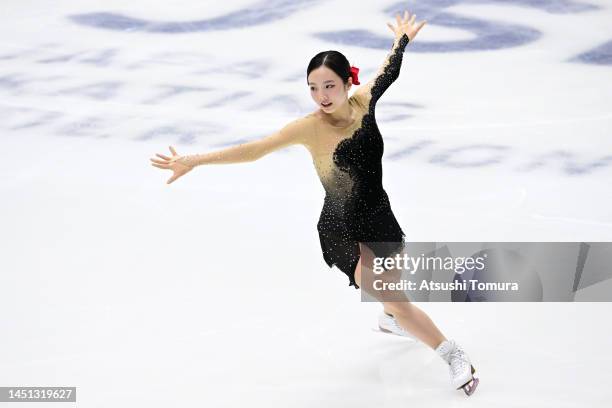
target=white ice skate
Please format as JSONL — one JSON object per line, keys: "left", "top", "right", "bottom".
{"left": 435, "top": 339, "right": 479, "bottom": 396}
{"left": 377, "top": 312, "right": 416, "bottom": 341}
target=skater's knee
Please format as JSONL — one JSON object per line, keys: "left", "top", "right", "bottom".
{"left": 359, "top": 264, "right": 409, "bottom": 302}
{"left": 355, "top": 243, "right": 411, "bottom": 302}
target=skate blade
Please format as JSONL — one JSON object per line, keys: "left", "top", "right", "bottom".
{"left": 462, "top": 377, "right": 479, "bottom": 396}
{"left": 373, "top": 326, "right": 417, "bottom": 341}
{"left": 458, "top": 365, "right": 479, "bottom": 396}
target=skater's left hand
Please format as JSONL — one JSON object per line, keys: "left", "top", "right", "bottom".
{"left": 387, "top": 10, "right": 427, "bottom": 42}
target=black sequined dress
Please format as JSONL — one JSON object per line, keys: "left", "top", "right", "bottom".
{"left": 314, "top": 35, "right": 410, "bottom": 289}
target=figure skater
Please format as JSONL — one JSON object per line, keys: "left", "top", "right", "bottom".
{"left": 150, "top": 10, "right": 478, "bottom": 396}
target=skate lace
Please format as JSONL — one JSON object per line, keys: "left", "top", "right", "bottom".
{"left": 448, "top": 349, "right": 469, "bottom": 376}
{"left": 440, "top": 343, "right": 469, "bottom": 376}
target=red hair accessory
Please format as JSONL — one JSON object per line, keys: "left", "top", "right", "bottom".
{"left": 349, "top": 66, "right": 360, "bottom": 85}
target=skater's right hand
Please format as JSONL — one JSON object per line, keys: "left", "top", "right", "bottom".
{"left": 149, "top": 145, "right": 193, "bottom": 185}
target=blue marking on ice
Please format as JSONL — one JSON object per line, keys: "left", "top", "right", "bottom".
{"left": 68, "top": 0, "right": 320, "bottom": 33}
{"left": 571, "top": 40, "right": 612, "bottom": 65}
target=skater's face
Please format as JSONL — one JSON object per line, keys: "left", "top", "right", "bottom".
{"left": 307, "top": 66, "right": 352, "bottom": 113}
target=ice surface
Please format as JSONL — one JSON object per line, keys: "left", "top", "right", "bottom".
{"left": 1, "top": 1, "right": 611, "bottom": 406}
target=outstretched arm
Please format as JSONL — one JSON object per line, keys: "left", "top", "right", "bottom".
{"left": 149, "top": 116, "right": 312, "bottom": 184}
{"left": 355, "top": 10, "right": 426, "bottom": 107}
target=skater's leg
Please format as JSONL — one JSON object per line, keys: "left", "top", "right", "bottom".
{"left": 382, "top": 301, "right": 446, "bottom": 349}
{"left": 354, "top": 243, "right": 446, "bottom": 350}
{"left": 355, "top": 243, "right": 478, "bottom": 395}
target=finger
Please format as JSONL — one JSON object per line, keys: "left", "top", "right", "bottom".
{"left": 416, "top": 20, "right": 426, "bottom": 33}
{"left": 387, "top": 22, "right": 395, "bottom": 33}
{"left": 156, "top": 153, "right": 171, "bottom": 160}
{"left": 410, "top": 14, "right": 416, "bottom": 25}
{"left": 396, "top": 13, "right": 401, "bottom": 27}
{"left": 167, "top": 174, "right": 178, "bottom": 184}
{"left": 404, "top": 10, "right": 409, "bottom": 23}
{"left": 169, "top": 145, "right": 177, "bottom": 156}
{"left": 150, "top": 158, "right": 168, "bottom": 165}
{"left": 151, "top": 162, "right": 169, "bottom": 169}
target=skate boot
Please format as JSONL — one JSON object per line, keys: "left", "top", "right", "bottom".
{"left": 377, "top": 312, "right": 416, "bottom": 341}
{"left": 435, "top": 339, "right": 479, "bottom": 396}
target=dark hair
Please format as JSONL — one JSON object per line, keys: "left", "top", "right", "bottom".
{"left": 306, "top": 50, "right": 351, "bottom": 85}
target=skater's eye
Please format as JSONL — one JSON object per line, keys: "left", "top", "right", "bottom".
{"left": 326, "top": 85, "right": 334, "bottom": 89}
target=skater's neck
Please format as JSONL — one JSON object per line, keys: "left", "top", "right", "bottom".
{"left": 322, "top": 99, "right": 354, "bottom": 127}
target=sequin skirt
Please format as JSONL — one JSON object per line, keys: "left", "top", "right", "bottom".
{"left": 317, "top": 195, "right": 405, "bottom": 290}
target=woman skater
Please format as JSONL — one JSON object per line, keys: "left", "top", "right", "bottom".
{"left": 150, "top": 11, "right": 478, "bottom": 396}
